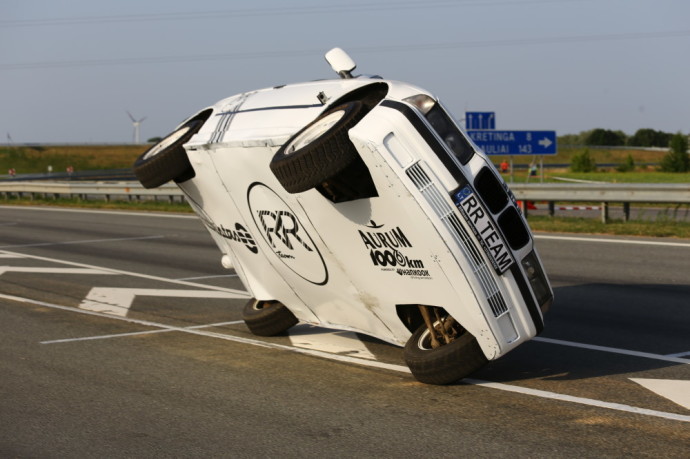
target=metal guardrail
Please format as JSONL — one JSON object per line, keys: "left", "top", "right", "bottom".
{"left": 1, "top": 181, "right": 689, "bottom": 222}
{"left": 0, "top": 181, "right": 184, "bottom": 202}
{"left": 510, "top": 183, "right": 690, "bottom": 222}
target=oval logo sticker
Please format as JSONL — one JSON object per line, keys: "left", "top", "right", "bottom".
{"left": 247, "top": 183, "right": 328, "bottom": 285}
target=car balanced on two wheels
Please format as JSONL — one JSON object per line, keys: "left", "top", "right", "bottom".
{"left": 133, "top": 48, "right": 552, "bottom": 385}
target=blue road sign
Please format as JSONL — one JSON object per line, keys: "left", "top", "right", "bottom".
{"left": 465, "top": 112, "right": 495, "bottom": 130}
{"left": 466, "top": 130, "right": 557, "bottom": 155}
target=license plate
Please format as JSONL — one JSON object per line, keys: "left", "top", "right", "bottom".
{"left": 453, "top": 186, "right": 514, "bottom": 273}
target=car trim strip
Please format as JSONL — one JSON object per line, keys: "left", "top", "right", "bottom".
{"left": 509, "top": 264, "right": 544, "bottom": 334}
{"left": 215, "top": 104, "right": 323, "bottom": 116}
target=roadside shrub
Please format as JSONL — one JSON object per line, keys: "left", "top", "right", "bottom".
{"left": 660, "top": 133, "right": 689, "bottom": 172}
{"left": 570, "top": 149, "right": 597, "bottom": 172}
{"left": 616, "top": 154, "right": 635, "bottom": 172}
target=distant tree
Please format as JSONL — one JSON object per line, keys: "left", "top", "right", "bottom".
{"left": 570, "top": 148, "right": 597, "bottom": 172}
{"left": 585, "top": 129, "right": 626, "bottom": 146}
{"left": 660, "top": 133, "right": 689, "bottom": 172}
{"left": 628, "top": 128, "right": 672, "bottom": 147}
{"left": 147, "top": 137, "right": 163, "bottom": 143}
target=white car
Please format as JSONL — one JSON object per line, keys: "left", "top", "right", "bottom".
{"left": 133, "top": 48, "right": 553, "bottom": 384}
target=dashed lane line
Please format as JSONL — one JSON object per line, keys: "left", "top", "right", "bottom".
{"left": 2, "top": 292, "right": 688, "bottom": 423}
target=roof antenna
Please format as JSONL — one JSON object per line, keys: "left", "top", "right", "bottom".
{"left": 325, "top": 48, "right": 356, "bottom": 79}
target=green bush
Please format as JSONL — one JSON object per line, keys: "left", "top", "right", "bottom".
{"left": 616, "top": 154, "right": 635, "bottom": 172}
{"left": 660, "top": 133, "right": 689, "bottom": 172}
{"left": 570, "top": 149, "right": 597, "bottom": 172}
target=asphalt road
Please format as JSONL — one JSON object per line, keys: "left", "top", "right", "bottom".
{"left": 1, "top": 205, "right": 689, "bottom": 458}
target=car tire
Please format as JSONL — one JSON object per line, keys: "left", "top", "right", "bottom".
{"left": 403, "top": 322, "right": 488, "bottom": 385}
{"left": 242, "top": 299, "right": 298, "bottom": 336}
{"left": 133, "top": 119, "right": 203, "bottom": 189}
{"left": 269, "top": 102, "right": 367, "bottom": 194}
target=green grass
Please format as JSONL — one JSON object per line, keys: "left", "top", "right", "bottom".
{"left": 527, "top": 216, "right": 690, "bottom": 238}
{"left": 0, "top": 145, "right": 146, "bottom": 174}
{"left": 0, "top": 196, "right": 194, "bottom": 213}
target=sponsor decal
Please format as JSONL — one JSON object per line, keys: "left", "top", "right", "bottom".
{"left": 358, "top": 221, "right": 430, "bottom": 279}
{"left": 183, "top": 192, "right": 258, "bottom": 254}
{"left": 247, "top": 183, "right": 328, "bottom": 285}
{"left": 206, "top": 221, "right": 258, "bottom": 254}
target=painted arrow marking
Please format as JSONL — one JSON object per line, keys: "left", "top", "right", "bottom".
{"left": 0, "top": 266, "right": 113, "bottom": 276}
{"left": 630, "top": 378, "right": 690, "bottom": 410}
{"left": 80, "top": 287, "right": 247, "bottom": 317}
{"left": 288, "top": 324, "right": 376, "bottom": 360}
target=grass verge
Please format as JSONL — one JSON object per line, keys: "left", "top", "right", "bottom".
{"left": 0, "top": 197, "right": 194, "bottom": 213}
{"left": 527, "top": 216, "right": 690, "bottom": 239}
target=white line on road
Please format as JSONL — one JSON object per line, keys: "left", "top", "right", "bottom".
{"left": 533, "top": 337, "right": 690, "bottom": 365}
{"left": 0, "top": 235, "right": 164, "bottom": 249}
{"left": 667, "top": 350, "right": 690, "bottom": 358}
{"left": 0, "top": 266, "right": 113, "bottom": 276}
{"left": 3, "top": 292, "right": 688, "bottom": 423}
{"left": 40, "top": 320, "right": 245, "bottom": 344}
{"left": 0, "top": 249, "right": 249, "bottom": 295}
{"left": 176, "top": 274, "right": 238, "bottom": 281}
{"left": 535, "top": 234, "right": 690, "bottom": 248}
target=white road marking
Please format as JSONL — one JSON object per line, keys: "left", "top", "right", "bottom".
{"left": 0, "top": 249, "right": 249, "bottom": 295}
{"left": 464, "top": 379, "right": 690, "bottom": 422}
{"left": 630, "top": 379, "right": 690, "bottom": 410}
{"left": 176, "top": 274, "right": 238, "bottom": 281}
{"left": 41, "top": 320, "right": 245, "bottom": 344}
{"left": 288, "top": 324, "right": 376, "bottom": 360}
{"left": 533, "top": 337, "right": 690, "bottom": 364}
{"left": 535, "top": 234, "right": 690, "bottom": 248}
{"left": 667, "top": 350, "right": 690, "bottom": 358}
{"left": 0, "top": 235, "right": 164, "bottom": 249}
{"left": 79, "top": 287, "right": 248, "bottom": 316}
{"left": 3, "top": 292, "right": 689, "bottom": 423}
{"left": 0, "top": 266, "right": 113, "bottom": 276}
{"left": 0, "top": 253, "right": 24, "bottom": 258}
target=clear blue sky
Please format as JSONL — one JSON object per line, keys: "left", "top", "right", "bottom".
{"left": 1, "top": 0, "right": 689, "bottom": 144}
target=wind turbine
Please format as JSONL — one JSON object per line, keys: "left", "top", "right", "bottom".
{"left": 127, "top": 111, "right": 147, "bottom": 144}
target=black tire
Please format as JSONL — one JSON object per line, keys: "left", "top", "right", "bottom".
{"left": 133, "top": 119, "right": 203, "bottom": 189}
{"left": 242, "top": 299, "right": 298, "bottom": 337}
{"left": 270, "top": 102, "right": 366, "bottom": 194}
{"left": 404, "top": 321, "right": 488, "bottom": 385}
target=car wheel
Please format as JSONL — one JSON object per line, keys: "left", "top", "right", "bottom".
{"left": 270, "top": 101, "right": 368, "bottom": 195}
{"left": 403, "top": 316, "right": 488, "bottom": 385}
{"left": 242, "top": 299, "right": 298, "bottom": 336}
{"left": 133, "top": 118, "right": 203, "bottom": 189}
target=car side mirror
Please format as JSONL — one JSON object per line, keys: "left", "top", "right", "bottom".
{"left": 325, "top": 48, "right": 356, "bottom": 79}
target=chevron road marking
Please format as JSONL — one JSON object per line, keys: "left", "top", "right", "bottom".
{"left": 79, "top": 287, "right": 248, "bottom": 317}
{"left": 630, "top": 379, "right": 690, "bottom": 410}
{"left": 288, "top": 324, "right": 376, "bottom": 360}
